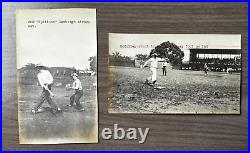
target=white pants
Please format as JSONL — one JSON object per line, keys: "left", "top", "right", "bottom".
{"left": 148, "top": 67, "right": 157, "bottom": 82}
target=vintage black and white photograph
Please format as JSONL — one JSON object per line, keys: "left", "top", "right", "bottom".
{"left": 108, "top": 34, "right": 241, "bottom": 114}
{"left": 16, "top": 9, "right": 98, "bottom": 144}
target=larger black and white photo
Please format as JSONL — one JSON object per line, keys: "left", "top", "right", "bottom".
{"left": 108, "top": 33, "right": 241, "bottom": 114}
{"left": 16, "top": 9, "right": 98, "bottom": 144}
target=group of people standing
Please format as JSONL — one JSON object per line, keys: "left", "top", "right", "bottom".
{"left": 31, "top": 64, "right": 84, "bottom": 114}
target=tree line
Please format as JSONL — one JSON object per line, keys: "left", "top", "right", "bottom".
{"left": 109, "top": 41, "right": 184, "bottom": 67}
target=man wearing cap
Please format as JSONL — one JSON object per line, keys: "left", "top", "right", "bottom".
{"left": 32, "top": 64, "right": 61, "bottom": 113}
{"left": 69, "top": 73, "right": 84, "bottom": 111}
{"left": 143, "top": 53, "right": 164, "bottom": 85}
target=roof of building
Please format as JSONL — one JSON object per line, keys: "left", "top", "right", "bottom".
{"left": 190, "top": 49, "right": 241, "bottom": 54}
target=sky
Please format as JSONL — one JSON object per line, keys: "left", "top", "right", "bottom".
{"left": 109, "top": 34, "right": 241, "bottom": 61}
{"left": 16, "top": 9, "right": 97, "bottom": 70}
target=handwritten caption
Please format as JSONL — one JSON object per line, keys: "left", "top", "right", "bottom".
{"left": 27, "top": 19, "right": 90, "bottom": 28}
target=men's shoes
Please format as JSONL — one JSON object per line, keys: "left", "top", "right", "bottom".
{"left": 31, "top": 109, "right": 36, "bottom": 114}
{"left": 31, "top": 108, "right": 43, "bottom": 114}
{"left": 78, "top": 108, "right": 85, "bottom": 111}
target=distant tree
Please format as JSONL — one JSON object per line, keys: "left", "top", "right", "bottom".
{"left": 109, "top": 52, "right": 132, "bottom": 62}
{"left": 25, "top": 63, "right": 36, "bottom": 70}
{"left": 122, "top": 56, "right": 132, "bottom": 62}
{"left": 20, "top": 63, "right": 37, "bottom": 79}
{"left": 150, "top": 41, "right": 184, "bottom": 66}
{"left": 89, "top": 56, "right": 97, "bottom": 72}
{"left": 135, "top": 54, "right": 148, "bottom": 65}
{"left": 109, "top": 52, "right": 135, "bottom": 67}
{"left": 112, "top": 52, "right": 122, "bottom": 59}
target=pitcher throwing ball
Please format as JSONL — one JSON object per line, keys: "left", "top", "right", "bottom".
{"left": 69, "top": 73, "right": 84, "bottom": 111}
{"left": 32, "top": 64, "right": 61, "bottom": 114}
{"left": 143, "top": 53, "right": 164, "bottom": 85}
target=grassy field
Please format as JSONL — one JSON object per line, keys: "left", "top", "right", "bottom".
{"left": 108, "top": 66, "right": 241, "bottom": 114}
{"left": 18, "top": 76, "right": 98, "bottom": 144}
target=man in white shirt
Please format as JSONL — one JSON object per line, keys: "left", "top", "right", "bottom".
{"left": 32, "top": 64, "right": 61, "bottom": 113}
{"left": 143, "top": 53, "right": 164, "bottom": 84}
{"left": 162, "top": 61, "right": 168, "bottom": 76}
{"left": 69, "top": 73, "right": 84, "bottom": 111}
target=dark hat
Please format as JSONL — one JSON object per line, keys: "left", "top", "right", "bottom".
{"left": 35, "top": 63, "right": 44, "bottom": 68}
{"left": 72, "top": 73, "right": 78, "bottom": 77}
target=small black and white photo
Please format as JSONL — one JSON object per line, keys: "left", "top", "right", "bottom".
{"left": 108, "top": 33, "right": 241, "bottom": 114}
{"left": 16, "top": 9, "right": 98, "bottom": 144}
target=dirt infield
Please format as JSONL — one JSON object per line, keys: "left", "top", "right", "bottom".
{"left": 108, "top": 66, "right": 241, "bottom": 114}
{"left": 17, "top": 76, "right": 98, "bottom": 144}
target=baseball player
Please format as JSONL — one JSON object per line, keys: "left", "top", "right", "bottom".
{"left": 204, "top": 63, "right": 208, "bottom": 76}
{"left": 69, "top": 73, "right": 84, "bottom": 111}
{"left": 31, "top": 64, "right": 61, "bottom": 114}
{"left": 143, "top": 53, "right": 164, "bottom": 84}
{"left": 162, "top": 60, "right": 168, "bottom": 76}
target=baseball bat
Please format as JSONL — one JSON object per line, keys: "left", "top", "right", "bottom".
{"left": 44, "top": 84, "right": 55, "bottom": 97}
{"left": 47, "top": 89, "right": 55, "bottom": 97}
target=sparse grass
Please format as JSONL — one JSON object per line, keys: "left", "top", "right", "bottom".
{"left": 18, "top": 76, "right": 98, "bottom": 144}
{"left": 108, "top": 66, "right": 240, "bottom": 114}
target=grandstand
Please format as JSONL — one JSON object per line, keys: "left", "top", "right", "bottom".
{"left": 181, "top": 49, "right": 241, "bottom": 72}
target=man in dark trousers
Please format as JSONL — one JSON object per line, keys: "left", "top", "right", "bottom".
{"left": 162, "top": 60, "right": 168, "bottom": 76}
{"left": 204, "top": 63, "right": 209, "bottom": 76}
{"left": 69, "top": 73, "right": 84, "bottom": 111}
{"left": 31, "top": 64, "right": 61, "bottom": 114}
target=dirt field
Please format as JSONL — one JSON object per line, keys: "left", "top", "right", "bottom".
{"left": 18, "top": 76, "right": 98, "bottom": 144}
{"left": 108, "top": 66, "right": 241, "bottom": 114}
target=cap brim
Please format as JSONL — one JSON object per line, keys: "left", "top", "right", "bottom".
{"left": 36, "top": 66, "right": 44, "bottom": 68}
